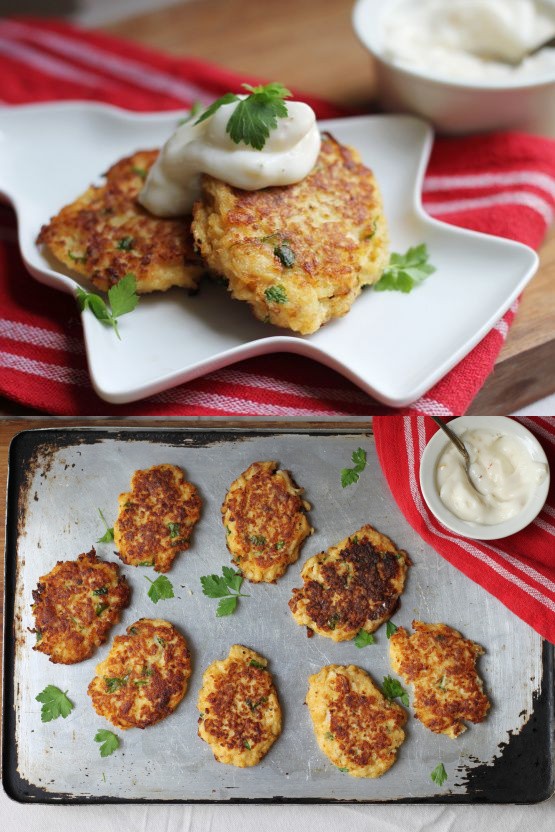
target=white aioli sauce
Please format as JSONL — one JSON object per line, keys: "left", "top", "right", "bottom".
{"left": 436, "top": 428, "right": 548, "bottom": 525}
{"left": 382, "top": 0, "right": 555, "bottom": 82}
{"left": 139, "top": 99, "right": 321, "bottom": 217}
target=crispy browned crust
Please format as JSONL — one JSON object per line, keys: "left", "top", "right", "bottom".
{"left": 114, "top": 464, "right": 202, "bottom": 573}
{"left": 88, "top": 618, "right": 191, "bottom": 730}
{"left": 289, "top": 524, "right": 411, "bottom": 641}
{"left": 222, "top": 460, "right": 313, "bottom": 583}
{"left": 307, "top": 665, "right": 407, "bottom": 778}
{"left": 37, "top": 149, "right": 203, "bottom": 293}
{"left": 31, "top": 548, "right": 130, "bottom": 664}
{"left": 197, "top": 645, "right": 282, "bottom": 767}
{"left": 192, "top": 134, "right": 389, "bottom": 334}
{"left": 389, "top": 620, "right": 490, "bottom": 738}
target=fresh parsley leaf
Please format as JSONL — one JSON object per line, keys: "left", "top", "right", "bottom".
{"left": 195, "top": 82, "right": 292, "bottom": 150}
{"left": 95, "top": 729, "right": 120, "bottom": 758}
{"left": 354, "top": 630, "right": 375, "bottom": 648}
{"left": 386, "top": 620, "right": 398, "bottom": 638}
{"left": 374, "top": 243, "right": 436, "bottom": 293}
{"left": 116, "top": 236, "right": 134, "bottom": 251}
{"left": 36, "top": 686, "right": 74, "bottom": 722}
{"left": 264, "top": 284, "right": 288, "bottom": 304}
{"left": 274, "top": 242, "right": 295, "bottom": 268}
{"left": 146, "top": 574, "right": 175, "bottom": 604}
{"left": 249, "top": 660, "right": 266, "bottom": 670}
{"left": 108, "top": 273, "right": 139, "bottom": 318}
{"left": 430, "top": 762, "right": 448, "bottom": 786}
{"left": 340, "top": 447, "right": 367, "bottom": 488}
{"left": 217, "top": 595, "right": 238, "bottom": 617}
{"left": 248, "top": 534, "right": 266, "bottom": 547}
{"left": 201, "top": 566, "right": 249, "bottom": 616}
{"left": 76, "top": 274, "right": 138, "bottom": 339}
{"left": 382, "top": 675, "right": 409, "bottom": 707}
{"left": 96, "top": 508, "right": 114, "bottom": 543}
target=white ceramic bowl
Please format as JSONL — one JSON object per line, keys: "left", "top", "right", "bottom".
{"left": 419, "top": 416, "right": 550, "bottom": 540}
{"left": 352, "top": 0, "right": 555, "bottom": 135}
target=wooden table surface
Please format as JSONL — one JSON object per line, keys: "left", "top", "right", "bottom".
{"left": 0, "top": 0, "right": 553, "bottom": 416}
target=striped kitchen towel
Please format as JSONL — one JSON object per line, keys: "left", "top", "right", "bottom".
{"left": 373, "top": 415, "right": 555, "bottom": 643}
{"left": 1, "top": 17, "right": 554, "bottom": 415}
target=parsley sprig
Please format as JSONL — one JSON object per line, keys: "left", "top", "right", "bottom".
{"left": 386, "top": 620, "right": 398, "bottom": 638}
{"left": 195, "top": 82, "right": 292, "bottom": 150}
{"left": 354, "top": 629, "right": 375, "bottom": 648}
{"left": 146, "top": 574, "right": 175, "bottom": 604}
{"left": 430, "top": 762, "right": 448, "bottom": 786}
{"left": 36, "top": 685, "right": 74, "bottom": 722}
{"left": 375, "top": 243, "right": 436, "bottom": 293}
{"left": 76, "top": 273, "right": 138, "bottom": 339}
{"left": 97, "top": 508, "right": 114, "bottom": 543}
{"left": 382, "top": 675, "right": 409, "bottom": 707}
{"left": 200, "top": 566, "right": 249, "bottom": 616}
{"left": 341, "top": 447, "right": 367, "bottom": 488}
{"left": 95, "top": 729, "right": 120, "bottom": 757}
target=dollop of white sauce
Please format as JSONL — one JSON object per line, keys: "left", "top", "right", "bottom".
{"left": 381, "top": 0, "right": 555, "bottom": 82}
{"left": 139, "top": 99, "right": 321, "bottom": 217}
{"left": 436, "top": 428, "right": 548, "bottom": 525}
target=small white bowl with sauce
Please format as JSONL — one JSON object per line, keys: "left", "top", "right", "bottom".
{"left": 352, "top": 0, "right": 555, "bottom": 134}
{"left": 419, "top": 416, "right": 550, "bottom": 539}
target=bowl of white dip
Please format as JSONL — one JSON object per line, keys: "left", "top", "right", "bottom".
{"left": 419, "top": 416, "right": 550, "bottom": 539}
{"left": 352, "top": 0, "right": 555, "bottom": 134}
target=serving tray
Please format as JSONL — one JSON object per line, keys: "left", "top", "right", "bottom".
{"left": 2, "top": 426, "right": 553, "bottom": 803}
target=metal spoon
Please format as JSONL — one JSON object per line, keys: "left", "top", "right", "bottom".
{"left": 431, "top": 417, "right": 482, "bottom": 495}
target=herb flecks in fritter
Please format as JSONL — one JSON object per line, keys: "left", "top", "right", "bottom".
{"left": 389, "top": 620, "right": 490, "bottom": 738}
{"left": 37, "top": 149, "right": 203, "bottom": 294}
{"left": 88, "top": 618, "right": 191, "bottom": 730}
{"left": 31, "top": 549, "right": 130, "bottom": 664}
{"left": 197, "top": 645, "right": 282, "bottom": 767}
{"left": 222, "top": 460, "right": 313, "bottom": 583}
{"left": 192, "top": 135, "right": 389, "bottom": 335}
{"left": 114, "top": 464, "right": 201, "bottom": 573}
{"left": 306, "top": 664, "right": 407, "bottom": 778}
{"left": 289, "top": 524, "right": 410, "bottom": 642}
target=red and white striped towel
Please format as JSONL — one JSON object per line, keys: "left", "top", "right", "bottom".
{"left": 373, "top": 415, "right": 555, "bottom": 643}
{"left": 1, "top": 18, "right": 554, "bottom": 416}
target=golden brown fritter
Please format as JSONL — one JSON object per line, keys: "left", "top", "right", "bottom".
{"left": 289, "top": 524, "right": 410, "bottom": 641}
{"left": 31, "top": 548, "right": 130, "bottom": 664}
{"left": 389, "top": 620, "right": 490, "bottom": 739}
{"left": 88, "top": 618, "right": 191, "bottom": 730}
{"left": 197, "top": 645, "right": 282, "bottom": 767}
{"left": 37, "top": 150, "right": 203, "bottom": 294}
{"left": 222, "top": 460, "right": 313, "bottom": 583}
{"left": 307, "top": 664, "right": 406, "bottom": 778}
{"left": 192, "top": 134, "right": 389, "bottom": 335}
{"left": 114, "top": 463, "right": 201, "bottom": 573}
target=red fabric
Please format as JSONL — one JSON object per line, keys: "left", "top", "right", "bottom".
{"left": 373, "top": 415, "right": 555, "bottom": 643}
{"left": 1, "top": 17, "right": 554, "bottom": 415}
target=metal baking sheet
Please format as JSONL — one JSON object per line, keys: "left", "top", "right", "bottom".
{"left": 2, "top": 427, "right": 553, "bottom": 804}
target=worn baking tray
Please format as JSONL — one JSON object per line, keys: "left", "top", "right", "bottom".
{"left": 2, "top": 426, "right": 554, "bottom": 804}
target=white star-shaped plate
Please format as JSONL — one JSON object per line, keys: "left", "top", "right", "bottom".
{"left": 0, "top": 103, "right": 538, "bottom": 406}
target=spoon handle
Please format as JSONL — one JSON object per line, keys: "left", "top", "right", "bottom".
{"left": 431, "top": 417, "right": 472, "bottom": 468}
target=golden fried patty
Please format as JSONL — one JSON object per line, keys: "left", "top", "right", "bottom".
{"left": 37, "top": 149, "right": 203, "bottom": 294}
{"left": 192, "top": 134, "right": 389, "bottom": 335}
{"left": 31, "top": 548, "right": 130, "bottom": 664}
{"left": 222, "top": 460, "right": 312, "bottom": 583}
{"left": 198, "top": 645, "right": 282, "bottom": 767}
{"left": 88, "top": 618, "right": 191, "bottom": 730}
{"left": 389, "top": 620, "right": 490, "bottom": 739}
{"left": 289, "top": 524, "right": 410, "bottom": 641}
{"left": 114, "top": 463, "right": 201, "bottom": 573}
{"left": 307, "top": 664, "right": 406, "bottom": 778}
